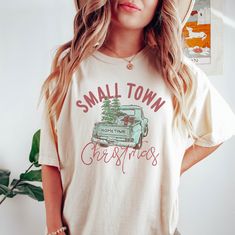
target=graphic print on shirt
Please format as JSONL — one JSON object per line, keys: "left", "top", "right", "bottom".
{"left": 91, "top": 96, "right": 149, "bottom": 149}
{"left": 76, "top": 82, "right": 167, "bottom": 174}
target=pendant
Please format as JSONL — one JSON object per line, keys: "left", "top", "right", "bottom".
{"left": 127, "top": 62, "right": 134, "bottom": 70}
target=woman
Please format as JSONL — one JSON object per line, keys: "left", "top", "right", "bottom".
{"left": 38, "top": 1, "right": 235, "bottom": 235}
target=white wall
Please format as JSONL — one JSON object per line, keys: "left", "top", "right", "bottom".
{"left": 0, "top": 1, "right": 75, "bottom": 235}
{"left": 178, "top": 1, "right": 235, "bottom": 234}
{"left": 0, "top": 1, "right": 234, "bottom": 235}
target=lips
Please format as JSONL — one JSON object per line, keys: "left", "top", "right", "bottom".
{"left": 119, "top": 2, "right": 141, "bottom": 11}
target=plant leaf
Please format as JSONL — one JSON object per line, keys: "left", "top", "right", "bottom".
{"left": 0, "top": 169, "right": 11, "bottom": 187}
{"left": 0, "top": 184, "right": 17, "bottom": 198}
{"left": 12, "top": 182, "right": 44, "bottom": 201}
{"left": 29, "top": 129, "right": 41, "bottom": 166}
{"left": 10, "top": 179, "right": 19, "bottom": 187}
{"left": 20, "top": 169, "right": 42, "bottom": 182}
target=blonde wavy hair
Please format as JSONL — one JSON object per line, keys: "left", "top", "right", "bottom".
{"left": 38, "top": 0, "right": 199, "bottom": 159}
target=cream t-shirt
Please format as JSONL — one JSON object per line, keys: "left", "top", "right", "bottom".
{"left": 39, "top": 45, "right": 235, "bottom": 235}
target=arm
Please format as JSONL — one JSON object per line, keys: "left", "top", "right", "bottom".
{"left": 180, "top": 142, "right": 223, "bottom": 176}
{"left": 41, "top": 165, "right": 66, "bottom": 234}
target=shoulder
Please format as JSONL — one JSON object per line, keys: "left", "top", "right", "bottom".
{"left": 70, "top": 56, "right": 91, "bottom": 84}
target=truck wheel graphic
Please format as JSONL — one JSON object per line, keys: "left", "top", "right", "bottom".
{"left": 100, "top": 143, "right": 108, "bottom": 148}
{"left": 134, "top": 134, "right": 142, "bottom": 149}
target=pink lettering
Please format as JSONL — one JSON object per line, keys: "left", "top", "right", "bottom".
{"left": 80, "top": 140, "right": 159, "bottom": 174}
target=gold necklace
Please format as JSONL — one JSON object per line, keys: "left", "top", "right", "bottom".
{"left": 102, "top": 44, "right": 146, "bottom": 70}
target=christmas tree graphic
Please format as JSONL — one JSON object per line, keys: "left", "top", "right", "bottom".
{"left": 101, "top": 97, "right": 115, "bottom": 123}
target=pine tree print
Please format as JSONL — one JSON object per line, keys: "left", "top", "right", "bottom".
{"left": 110, "top": 97, "right": 121, "bottom": 122}
{"left": 101, "top": 97, "right": 114, "bottom": 123}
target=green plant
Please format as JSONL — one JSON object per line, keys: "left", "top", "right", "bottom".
{"left": 0, "top": 129, "right": 44, "bottom": 205}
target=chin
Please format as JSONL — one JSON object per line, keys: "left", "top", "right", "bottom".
{"left": 111, "top": 18, "right": 144, "bottom": 31}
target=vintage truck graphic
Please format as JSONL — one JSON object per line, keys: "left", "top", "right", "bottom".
{"left": 91, "top": 97, "right": 148, "bottom": 149}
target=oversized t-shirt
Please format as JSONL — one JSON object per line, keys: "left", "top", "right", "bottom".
{"left": 38, "top": 45, "right": 235, "bottom": 235}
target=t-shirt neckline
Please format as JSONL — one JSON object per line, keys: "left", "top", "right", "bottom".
{"left": 91, "top": 45, "right": 150, "bottom": 65}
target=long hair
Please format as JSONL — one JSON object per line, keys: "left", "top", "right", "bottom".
{"left": 38, "top": 0, "right": 199, "bottom": 161}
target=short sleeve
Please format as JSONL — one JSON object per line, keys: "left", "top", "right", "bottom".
{"left": 184, "top": 56, "right": 235, "bottom": 147}
{"left": 38, "top": 92, "right": 61, "bottom": 169}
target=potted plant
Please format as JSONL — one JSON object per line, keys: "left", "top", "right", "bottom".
{"left": 0, "top": 130, "right": 44, "bottom": 205}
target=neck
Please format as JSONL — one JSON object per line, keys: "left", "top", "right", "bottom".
{"left": 98, "top": 24, "right": 146, "bottom": 58}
